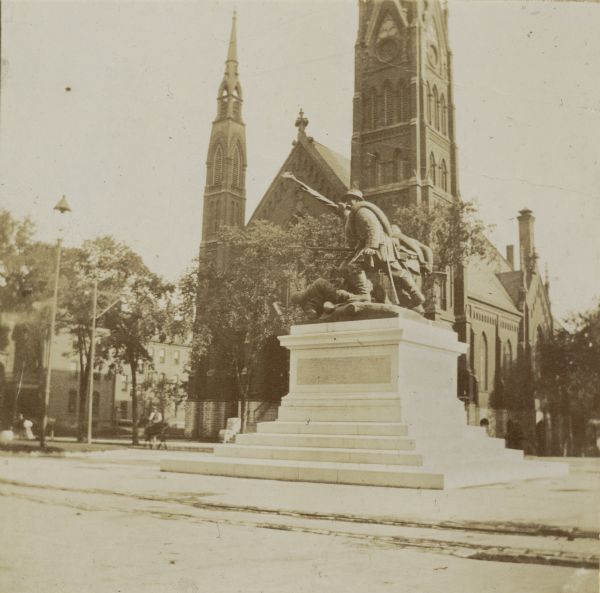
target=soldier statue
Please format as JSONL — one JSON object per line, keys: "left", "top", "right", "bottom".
{"left": 339, "top": 188, "right": 429, "bottom": 313}
{"left": 282, "top": 173, "right": 433, "bottom": 320}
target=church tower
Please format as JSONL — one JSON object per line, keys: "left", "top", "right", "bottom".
{"left": 201, "top": 12, "right": 247, "bottom": 244}
{"left": 351, "top": 0, "right": 459, "bottom": 208}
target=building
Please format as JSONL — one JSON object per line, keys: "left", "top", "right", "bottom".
{"left": 0, "top": 311, "right": 191, "bottom": 436}
{"left": 193, "top": 2, "right": 553, "bottom": 450}
{"left": 0, "top": 316, "right": 114, "bottom": 434}
{"left": 114, "top": 339, "right": 191, "bottom": 432}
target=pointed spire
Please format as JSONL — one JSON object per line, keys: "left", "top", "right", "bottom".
{"left": 227, "top": 11, "right": 238, "bottom": 63}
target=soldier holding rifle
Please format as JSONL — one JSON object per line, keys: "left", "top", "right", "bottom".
{"left": 282, "top": 173, "right": 428, "bottom": 314}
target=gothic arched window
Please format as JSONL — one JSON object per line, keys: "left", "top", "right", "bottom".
{"left": 393, "top": 149, "right": 406, "bottom": 181}
{"left": 232, "top": 144, "right": 243, "bottom": 189}
{"left": 440, "top": 94, "right": 447, "bottom": 134}
{"left": 479, "top": 332, "right": 489, "bottom": 391}
{"left": 504, "top": 340, "right": 513, "bottom": 371}
{"left": 383, "top": 81, "right": 393, "bottom": 126}
{"left": 363, "top": 95, "right": 372, "bottom": 130}
{"left": 426, "top": 82, "right": 432, "bottom": 125}
{"left": 429, "top": 152, "right": 436, "bottom": 185}
{"left": 440, "top": 159, "right": 448, "bottom": 191}
{"left": 433, "top": 85, "right": 440, "bottom": 130}
{"left": 396, "top": 81, "right": 407, "bottom": 122}
{"left": 371, "top": 88, "right": 379, "bottom": 129}
{"left": 219, "top": 88, "right": 228, "bottom": 118}
{"left": 215, "top": 200, "right": 221, "bottom": 232}
{"left": 369, "top": 153, "right": 380, "bottom": 187}
{"left": 213, "top": 145, "right": 224, "bottom": 186}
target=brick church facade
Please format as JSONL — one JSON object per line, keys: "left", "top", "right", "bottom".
{"left": 193, "top": 2, "right": 553, "bottom": 451}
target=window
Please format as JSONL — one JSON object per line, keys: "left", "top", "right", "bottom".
{"left": 363, "top": 95, "right": 372, "bottom": 130}
{"left": 433, "top": 85, "right": 439, "bottom": 129}
{"left": 429, "top": 152, "right": 436, "bottom": 185}
{"left": 426, "top": 82, "right": 432, "bottom": 124}
{"left": 149, "top": 347, "right": 155, "bottom": 360}
{"left": 159, "top": 373, "right": 166, "bottom": 383}
{"left": 232, "top": 144, "right": 243, "bottom": 188}
{"left": 383, "top": 81, "right": 393, "bottom": 126}
{"left": 215, "top": 201, "right": 221, "bottom": 232}
{"left": 121, "top": 374, "right": 128, "bottom": 392}
{"left": 479, "top": 332, "right": 489, "bottom": 391}
{"left": 138, "top": 361, "right": 145, "bottom": 375}
{"left": 93, "top": 391, "right": 100, "bottom": 416}
{"left": 69, "top": 361, "right": 78, "bottom": 379}
{"left": 504, "top": 340, "right": 513, "bottom": 371}
{"left": 393, "top": 149, "right": 406, "bottom": 181}
{"left": 371, "top": 88, "right": 379, "bottom": 129}
{"left": 173, "top": 350, "right": 180, "bottom": 365}
{"left": 369, "top": 153, "right": 380, "bottom": 187}
{"left": 68, "top": 389, "right": 77, "bottom": 413}
{"left": 213, "top": 145, "right": 224, "bottom": 186}
{"left": 440, "top": 159, "right": 448, "bottom": 191}
{"left": 119, "top": 401, "right": 128, "bottom": 419}
{"left": 159, "top": 349, "right": 165, "bottom": 364}
{"left": 440, "top": 94, "right": 447, "bottom": 134}
{"left": 396, "top": 81, "right": 406, "bottom": 122}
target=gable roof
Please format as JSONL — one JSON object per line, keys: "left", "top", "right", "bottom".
{"left": 312, "top": 141, "right": 350, "bottom": 187}
{"left": 467, "top": 255, "right": 521, "bottom": 316}
{"left": 249, "top": 134, "right": 349, "bottom": 224}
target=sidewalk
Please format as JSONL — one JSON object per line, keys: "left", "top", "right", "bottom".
{"left": 5, "top": 436, "right": 215, "bottom": 454}
{"left": 1, "top": 448, "right": 597, "bottom": 536}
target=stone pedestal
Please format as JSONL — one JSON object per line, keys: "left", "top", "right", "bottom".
{"left": 162, "top": 311, "right": 568, "bottom": 488}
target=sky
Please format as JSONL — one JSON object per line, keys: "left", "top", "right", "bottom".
{"left": 1, "top": 0, "right": 599, "bottom": 322}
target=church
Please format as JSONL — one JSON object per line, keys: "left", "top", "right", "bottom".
{"left": 191, "top": 1, "right": 553, "bottom": 452}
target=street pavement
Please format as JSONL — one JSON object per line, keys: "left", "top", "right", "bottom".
{"left": 0, "top": 449, "right": 598, "bottom": 593}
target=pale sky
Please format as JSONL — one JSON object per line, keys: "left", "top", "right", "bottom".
{"left": 1, "top": 0, "right": 599, "bottom": 321}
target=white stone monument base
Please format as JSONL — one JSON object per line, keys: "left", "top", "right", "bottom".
{"left": 162, "top": 313, "right": 568, "bottom": 489}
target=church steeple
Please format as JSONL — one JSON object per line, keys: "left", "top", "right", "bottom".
{"left": 201, "top": 12, "right": 247, "bottom": 244}
{"left": 217, "top": 11, "right": 243, "bottom": 123}
{"left": 350, "top": 0, "right": 459, "bottom": 208}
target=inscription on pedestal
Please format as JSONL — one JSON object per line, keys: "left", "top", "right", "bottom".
{"left": 297, "top": 355, "right": 392, "bottom": 385}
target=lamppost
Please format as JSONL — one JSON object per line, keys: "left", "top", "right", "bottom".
{"left": 40, "top": 196, "right": 71, "bottom": 448}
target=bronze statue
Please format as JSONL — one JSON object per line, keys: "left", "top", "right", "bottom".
{"left": 282, "top": 173, "right": 433, "bottom": 321}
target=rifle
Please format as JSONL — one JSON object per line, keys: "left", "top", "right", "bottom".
{"left": 281, "top": 172, "right": 339, "bottom": 211}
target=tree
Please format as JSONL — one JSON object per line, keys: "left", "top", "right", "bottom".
{"left": 535, "top": 301, "right": 600, "bottom": 456}
{"left": 144, "top": 375, "right": 188, "bottom": 421}
{"left": 57, "top": 238, "right": 133, "bottom": 440}
{"left": 97, "top": 242, "right": 172, "bottom": 445}
{"left": 180, "top": 214, "right": 344, "bottom": 430}
{"left": 0, "top": 211, "right": 56, "bottom": 429}
{"left": 391, "top": 199, "right": 490, "bottom": 271}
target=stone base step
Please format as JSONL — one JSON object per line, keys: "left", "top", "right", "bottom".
{"left": 235, "top": 432, "right": 416, "bottom": 450}
{"left": 278, "top": 406, "right": 402, "bottom": 422}
{"left": 160, "top": 455, "right": 569, "bottom": 489}
{"left": 214, "top": 444, "right": 424, "bottom": 465}
{"left": 161, "top": 456, "right": 445, "bottom": 488}
{"left": 257, "top": 421, "right": 410, "bottom": 436}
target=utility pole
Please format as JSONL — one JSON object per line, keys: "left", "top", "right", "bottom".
{"left": 86, "top": 283, "right": 122, "bottom": 444}
{"left": 86, "top": 279, "right": 98, "bottom": 444}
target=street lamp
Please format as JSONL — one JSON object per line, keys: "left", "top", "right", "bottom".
{"left": 40, "top": 196, "right": 72, "bottom": 448}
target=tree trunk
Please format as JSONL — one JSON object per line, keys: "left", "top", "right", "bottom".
{"left": 76, "top": 331, "right": 89, "bottom": 442}
{"left": 130, "top": 359, "right": 139, "bottom": 445}
{"left": 77, "top": 359, "right": 88, "bottom": 442}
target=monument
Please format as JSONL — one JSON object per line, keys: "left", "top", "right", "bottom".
{"left": 162, "top": 187, "right": 568, "bottom": 488}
